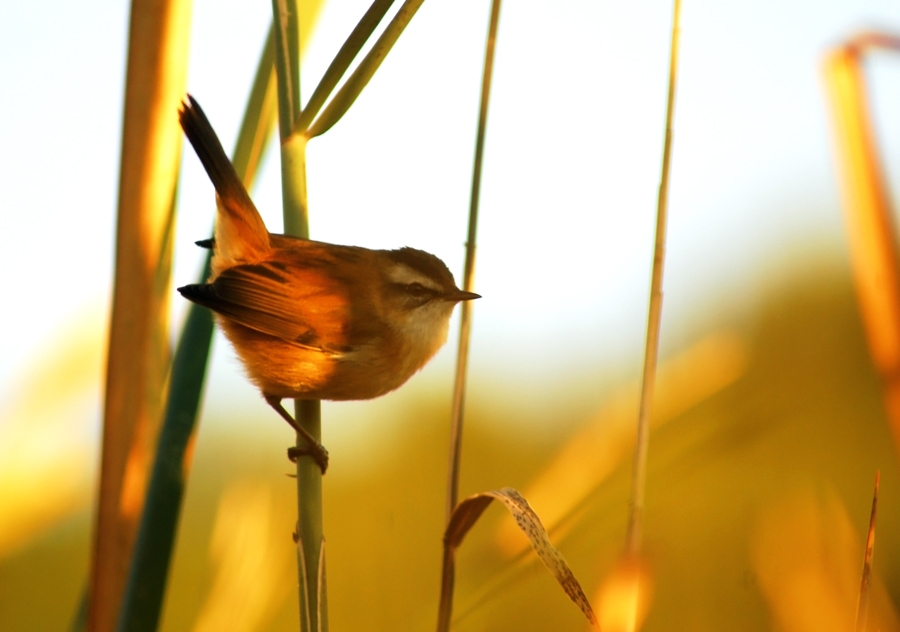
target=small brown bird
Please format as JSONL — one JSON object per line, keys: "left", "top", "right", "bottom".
{"left": 178, "top": 95, "right": 479, "bottom": 472}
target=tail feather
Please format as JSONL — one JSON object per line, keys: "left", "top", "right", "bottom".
{"left": 179, "top": 95, "right": 270, "bottom": 263}
{"left": 179, "top": 96, "right": 252, "bottom": 210}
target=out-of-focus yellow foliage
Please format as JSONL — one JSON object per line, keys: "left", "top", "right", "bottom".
{"left": 0, "top": 306, "right": 104, "bottom": 557}
{"left": 822, "top": 32, "right": 900, "bottom": 452}
{"left": 190, "top": 480, "right": 293, "bottom": 632}
{"left": 498, "top": 331, "right": 748, "bottom": 555}
{"left": 2, "top": 261, "right": 899, "bottom": 632}
{"left": 596, "top": 555, "right": 653, "bottom": 632}
{"left": 751, "top": 488, "right": 899, "bottom": 632}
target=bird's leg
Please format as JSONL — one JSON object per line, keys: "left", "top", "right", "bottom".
{"left": 265, "top": 396, "right": 329, "bottom": 473}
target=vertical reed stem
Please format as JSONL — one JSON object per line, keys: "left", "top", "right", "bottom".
{"left": 626, "top": 0, "right": 682, "bottom": 559}
{"left": 437, "top": 2, "right": 501, "bottom": 630}
{"left": 271, "top": 1, "right": 326, "bottom": 629}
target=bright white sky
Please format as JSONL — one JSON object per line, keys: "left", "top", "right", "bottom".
{"left": 3, "top": 0, "right": 900, "bottom": 433}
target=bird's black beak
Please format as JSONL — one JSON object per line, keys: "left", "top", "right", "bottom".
{"left": 446, "top": 290, "right": 481, "bottom": 302}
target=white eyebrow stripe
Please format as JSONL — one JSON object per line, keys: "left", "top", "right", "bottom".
{"left": 387, "top": 264, "right": 444, "bottom": 291}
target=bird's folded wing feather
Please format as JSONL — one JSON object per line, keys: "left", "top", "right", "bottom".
{"left": 180, "top": 261, "right": 355, "bottom": 353}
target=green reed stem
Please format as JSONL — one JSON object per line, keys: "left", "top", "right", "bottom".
{"left": 437, "top": 2, "right": 501, "bottom": 630}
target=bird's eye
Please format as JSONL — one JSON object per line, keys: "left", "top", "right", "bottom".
{"left": 405, "top": 282, "right": 429, "bottom": 297}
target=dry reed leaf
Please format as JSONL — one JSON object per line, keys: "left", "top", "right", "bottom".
{"left": 446, "top": 488, "right": 597, "bottom": 626}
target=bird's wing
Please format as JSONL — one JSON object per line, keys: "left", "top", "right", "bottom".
{"left": 179, "top": 260, "right": 357, "bottom": 353}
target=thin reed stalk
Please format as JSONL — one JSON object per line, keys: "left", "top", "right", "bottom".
{"left": 437, "top": 2, "right": 501, "bottom": 630}
{"left": 268, "top": 0, "right": 432, "bottom": 627}
{"left": 625, "top": 0, "right": 682, "bottom": 560}
{"left": 270, "top": 2, "right": 326, "bottom": 630}
{"left": 855, "top": 471, "right": 880, "bottom": 632}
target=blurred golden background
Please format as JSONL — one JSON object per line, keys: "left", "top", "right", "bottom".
{"left": 3, "top": 257, "right": 898, "bottom": 630}
{"left": 3, "top": 0, "right": 900, "bottom": 630}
